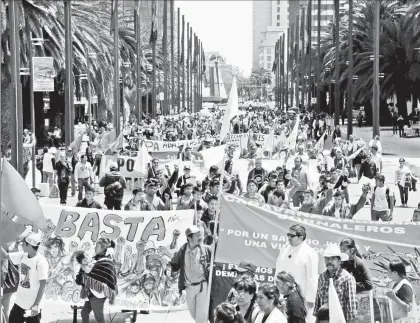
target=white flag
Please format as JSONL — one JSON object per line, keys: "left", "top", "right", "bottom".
{"left": 219, "top": 77, "right": 239, "bottom": 141}
{"left": 328, "top": 278, "right": 346, "bottom": 323}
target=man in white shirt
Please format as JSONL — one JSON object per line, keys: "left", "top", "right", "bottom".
{"left": 371, "top": 174, "right": 394, "bottom": 221}
{"left": 0, "top": 232, "right": 49, "bottom": 323}
{"left": 275, "top": 224, "right": 319, "bottom": 323}
{"left": 370, "top": 145, "right": 383, "bottom": 173}
{"left": 74, "top": 154, "right": 94, "bottom": 201}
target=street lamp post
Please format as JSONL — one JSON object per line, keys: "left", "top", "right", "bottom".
{"left": 334, "top": 0, "right": 340, "bottom": 126}
{"left": 348, "top": 0, "right": 354, "bottom": 138}
{"left": 373, "top": 0, "right": 380, "bottom": 138}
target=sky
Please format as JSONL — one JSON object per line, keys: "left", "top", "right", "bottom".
{"left": 176, "top": 0, "right": 253, "bottom": 77}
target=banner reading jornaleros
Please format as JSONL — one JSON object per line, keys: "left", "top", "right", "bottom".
{"left": 211, "top": 194, "right": 420, "bottom": 322}
{"left": 6, "top": 204, "right": 194, "bottom": 312}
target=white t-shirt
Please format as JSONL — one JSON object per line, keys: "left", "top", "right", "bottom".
{"left": 373, "top": 186, "right": 389, "bottom": 211}
{"left": 9, "top": 252, "right": 49, "bottom": 310}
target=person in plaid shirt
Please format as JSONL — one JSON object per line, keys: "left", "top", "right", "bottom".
{"left": 313, "top": 244, "right": 358, "bottom": 323}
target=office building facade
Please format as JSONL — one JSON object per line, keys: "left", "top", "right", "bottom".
{"left": 252, "top": 0, "right": 288, "bottom": 71}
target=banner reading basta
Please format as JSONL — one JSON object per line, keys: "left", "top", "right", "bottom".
{"left": 13, "top": 204, "right": 194, "bottom": 313}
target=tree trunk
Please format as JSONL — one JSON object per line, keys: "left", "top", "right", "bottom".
{"left": 396, "top": 87, "right": 408, "bottom": 117}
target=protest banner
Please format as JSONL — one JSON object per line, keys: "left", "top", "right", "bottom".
{"left": 21, "top": 204, "right": 195, "bottom": 314}
{"left": 100, "top": 155, "right": 144, "bottom": 178}
{"left": 144, "top": 139, "right": 202, "bottom": 160}
{"left": 211, "top": 194, "right": 420, "bottom": 323}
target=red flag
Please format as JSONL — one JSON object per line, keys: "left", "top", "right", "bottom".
{"left": 150, "top": 0, "right": 158, "bottom": 44}
{"left": 1, "top": 159, "right": 47, "bottom": 231}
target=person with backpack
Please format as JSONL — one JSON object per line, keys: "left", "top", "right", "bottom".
{"left": 99, "top": 163, "right": 127, "bottom": 210}
{"left": 371, "top": 174, "right": 395, "bottom": 221}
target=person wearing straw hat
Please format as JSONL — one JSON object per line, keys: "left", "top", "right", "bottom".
{"left": 313, "top": 244, "right": 358, "bottom": 323}
{"left": 170, "top": 226, "right": 212, "bottom": 323}
{"left": 1, "top": 232, "right": 49, "bottom": 323}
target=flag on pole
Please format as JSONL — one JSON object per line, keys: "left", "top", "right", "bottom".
{"left": 1, "top": 159, "right": 47, "bottom": 231}
{"left": 109, "top": 131, "right": 124, "bottom": 152}
{"left": 306, "top": 0, "right": 312, "bottom": 55}
{"left": 68, "top": 133, "right": 84, "bottom": 155}
{"left": 133, "top": 141, "right": 152, "bottom": 176}
{"left": 193, "top": 35, "right": 198, "bottom": 72}
{"left": 300, "top": 7, "right": 306, "bottom": 53}
{"left": 272, "top": 41, "right": 278, "bottom": 73}
{"left": 201, "top": 45, "right": 206, "bottom": 74}
{"left": 219, "top": 77, "right": 239, "bottom": 141}
{"left": 328, "top": 278, "right": 347, "bottom": 323}
{"left": 149, "top": 0, "right": 158, "bottom": 44}
{"left": 110, "top": 0, "right": 118, "bottom": 35}
{"left": 180, "top": 15, "right": 185, "bottom": 65}
{"left": 287, "top": 115, "right": 300, "bottom": 150}
{"left": 98, "top": 129, "right": 117, "bottom": 150}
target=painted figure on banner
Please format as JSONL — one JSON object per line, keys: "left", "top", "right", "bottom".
{"left": 16, "top": 204, "right": 193, "bottom": 310}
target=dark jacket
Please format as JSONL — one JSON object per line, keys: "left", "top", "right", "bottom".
{"left": 99, "top": 171, "right": 127, "bottom": 201}
{"left": 55, "top": 160, "right": 72, "bottom": 184}
{"left": 170, "top": 243, "right": 212, "bottom": 293}
{"left": 341, "top": 256, "right": 373, "bottom": 293}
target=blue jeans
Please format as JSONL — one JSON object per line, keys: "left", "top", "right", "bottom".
{"left": 77, "top": 178, "right": 93, "bottom": 201}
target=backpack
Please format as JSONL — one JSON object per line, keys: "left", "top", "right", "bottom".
{"left": 373, "top": 186, "right": 396, "bottom": 209}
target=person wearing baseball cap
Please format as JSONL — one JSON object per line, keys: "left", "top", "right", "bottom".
{"left": 1, "top": 232, "right": 49, "bottom": 323}
{"left": 170, "top": 226, "right": 212, "bottom": 323}
{"left": 314, "top": 244, "right": 357, "bottom": 323}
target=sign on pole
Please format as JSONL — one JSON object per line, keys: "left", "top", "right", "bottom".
{"left": 32, "top": 57, "right": 55, "bottom": 92}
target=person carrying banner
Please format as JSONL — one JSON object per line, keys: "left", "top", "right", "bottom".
{"left": 76, "top": 238, "right": 117, "bottom": 323}
{"left": 1, "top": 232, "right": 49, "bottom": 323}
{"left": 313, "top": 244, "right": 358, "bottom": 323}
{"left": 275, "top": 225, "right": 319, "bottom": 323}
{"left": 124, "top": 188, "right": 152, "bottom": 211}
{"left": 226, "top": 261, "right": 258, "bottom": 304}
{"left": 99, "top": 163, "right": 127, "bottom": 210}
{"left": 170, "top": 226, "right": 211, "bottom": 323}
{"left": 247, "top": 158, "right": 268, "bottom": 190}
{"left": 214, "top": 302, "right": 246, "bottom": 323}
{"left": 243, "top": 180, "right": 265, "bottom": 203}
{"left": 75, "top": 188, "right": 103, "bottom": 209}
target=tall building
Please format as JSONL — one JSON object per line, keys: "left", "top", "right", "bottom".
{"left": 288, "top": 0, "right": 347, "bottom": 48}
{"left": 252, "top": 1, "right": 288, "bottom": 71}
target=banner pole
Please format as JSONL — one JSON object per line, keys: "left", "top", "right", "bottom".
{"left": 205, "top": 154, "right": 226, "bottom": 321}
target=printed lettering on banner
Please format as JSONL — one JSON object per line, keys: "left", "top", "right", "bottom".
{"left": 211, "top": 194, "right": 420, "bottom": 322}
{"left": 100, "top": 155, "right": 143, "bottom": 178}
{"left": 20, "top": 204, "right": 194, "bottom": 312}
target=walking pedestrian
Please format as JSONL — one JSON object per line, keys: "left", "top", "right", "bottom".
{"left": 99, "top": 163, "right": 126, "bottom": 210}
{"left": 54, "top": 153, "right": 72, "bottom": 205}
{"left": 170, "top": 226, "right": 211, "bottom": 323}
{"left": 74, "top": 154, "right": 94, "bottom": 201}
{"left": 76, "top": 238, "right": 117, "bottom": 323}
{"left": 275, "top": 225, "right": 319, "bottom": 323}
{"left": 1, "top": 233, "right": 49, "bottom": 323}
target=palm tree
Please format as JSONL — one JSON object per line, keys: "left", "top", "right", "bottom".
{"left": 1, "top": 0, "right": 168, "bottom": 149}
{"left": 250, "top": 68, "right": 272, "bottom": 99}
{"left": 320, "top": 0, "right": 420, "bottom": 119}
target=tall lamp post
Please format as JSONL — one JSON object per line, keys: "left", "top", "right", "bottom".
{"left": 373, "top": 0, "right": 380, "bottom": 138}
